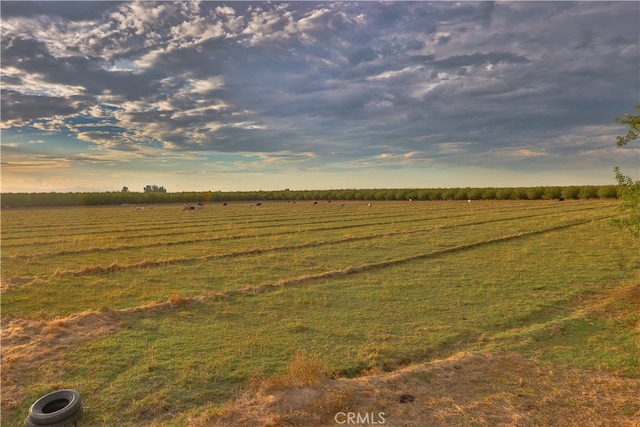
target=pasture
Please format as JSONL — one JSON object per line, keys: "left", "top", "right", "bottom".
{"left": 1, "top": 200, "right": 639, "bottom": 426}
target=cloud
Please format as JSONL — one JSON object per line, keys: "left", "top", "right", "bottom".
{"left": 1, "top": 1, "right": 638, "bottom": 191}
{"left": 1, "top": 89, "right": 91, "bottom": 123}
{"left": 432, "top": 51, "right": 529, "bottom": 70}
{"left": 0, "top": 1, "right": 119, "bottom": 21}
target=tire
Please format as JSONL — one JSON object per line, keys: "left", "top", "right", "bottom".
{"left": 26, "top": 408, "right": 82, "bottom": 427}
{"left": 26, "top": 389, "right": 82, "bottom": 426}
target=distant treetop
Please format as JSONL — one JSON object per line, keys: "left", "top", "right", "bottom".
{"left": 144, "top": 185, "right": 166, "bottom": 193}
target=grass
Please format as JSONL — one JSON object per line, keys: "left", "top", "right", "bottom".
{"left": 1, "top": 200, "right": 638, "bottom": 426}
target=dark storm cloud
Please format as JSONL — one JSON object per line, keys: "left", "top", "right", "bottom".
{"left": 1, "top": 1, "right": 638, "bottom": 172}
{"left": 1, "top": 89, "right": 91, "bottom": 122}
{"left": 1, "top": 35, "right": 162, "bottom": 102}
{"left": 0, "top": 1, "right": 120, "bottom": 21}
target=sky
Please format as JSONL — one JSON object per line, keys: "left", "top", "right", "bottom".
{"left": 1, "top": 1, "right": 639, "bottom": 193}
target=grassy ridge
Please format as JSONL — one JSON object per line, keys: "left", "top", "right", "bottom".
{"left": 1, "top": 200, "right": 638, "bottom": 426}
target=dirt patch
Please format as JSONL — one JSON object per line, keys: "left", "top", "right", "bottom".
{"left": 197, "top": 352, "right": 640, "bottom": 427}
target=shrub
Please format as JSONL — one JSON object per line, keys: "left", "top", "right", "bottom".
{"left": 579, "top": 186, "right": 599, "bottom": 199}
{"left": 611, "top": 167, "right": 640, "bottom": 238}
{"left": 526, "top": 187, "right": 545, "bottom": 200}
{"left": 561, "top": 186, "right": 580, "bottom": 200}
{"left": 544, "top": 187, "right": 562, "bottom": 200}
{"left": 597, "top": 185, "right": 618, "bottom": 199}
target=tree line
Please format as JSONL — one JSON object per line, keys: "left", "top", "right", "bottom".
{"left": 0, "top": 185, "right": 622, "bottom": 208}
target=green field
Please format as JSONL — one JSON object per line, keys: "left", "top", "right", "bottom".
{"left": 1, "top": 200, "right": 639, "bottom": 426}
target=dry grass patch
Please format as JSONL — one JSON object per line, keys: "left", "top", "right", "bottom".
{"left": 260, "top": 350, "right": 329, "bottom": 393}
{"left": 584, "top": 280, "right": 640, "bottom": 321}
{"left": 0, "top": 277, "right": 38, "bottom": 291}
{"left": 1, "top": 309, "right": 126, "bottom": 414}
{"left": 196, "top": 350, "right": 356, "bottom": 427}
{"left": 168, "top": 293, "right": 190, "bottom": 308}
{"left": 198, "top": 352, "right": 640, "bottom": 427}
{"left": 1, "top": 300, "right": 174, "bottom": 418}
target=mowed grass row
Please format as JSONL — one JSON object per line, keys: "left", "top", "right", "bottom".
{"left": 3, "top": 202, "right": 451, "bottom": 240}
{"left": 0, "top": 203, "right": 612, "bottom": 277}
{"left": 0, "top": 199, "right": 613, "bottom": 247}
{"left": 1, "top": 202, "right": 616, "bottom": 318}
{"left": 3, "top": 208, "right": 638, "bottom": 426}
{"left": 1, "top": 200, "right": 613, "bottom": 271}
{"left": 0, "top": 199, "right": 566, "bottom": 234}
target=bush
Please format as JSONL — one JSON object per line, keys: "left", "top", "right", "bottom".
{"left": 544, "top": 187, "right": 562, "bottom": 200}
{"left": 611, "top": 167, "right": 640, "bottom": 238}
{"left": 561, "top": 186, "right": 580, "bottom": 200}
{"left": 526, "top": 187, "right": 545, "bottom": 200}
{"left": 597, "top": 185, "right": 618, "bottom": 199}
{"left": 579, "top": 186, "right": 599, "bottom": 199}
{"left": 496, "top": 188, "right": 513, "bottom": 200}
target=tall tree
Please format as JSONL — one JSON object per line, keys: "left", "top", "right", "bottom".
{"left": 615, "top": 105, "right": 640, "bottom": 147}
{"left": 611, "top": 106, "right": 640, "bottom": 238}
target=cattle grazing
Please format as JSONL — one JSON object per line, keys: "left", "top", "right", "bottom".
{"left": 368, "top": 203, "right": 372, "bottom": 207}
{"left": 558, "top": 197, "right": 565, "bottom": 202}
{"left": 135, "top": 206, "right": 144, "bottom": 211}
{"left": 256, "top": 202, "right": 262, "bottom": 206}
{"left": 182, "top": 204, "right": 195, "bottom": 211}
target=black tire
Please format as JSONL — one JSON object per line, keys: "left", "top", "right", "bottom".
{"left": 26, "top": 389, "right": 82, "bottom": 426}
{"left": 26, "top": 407, "right": 82, "bottom": 427}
